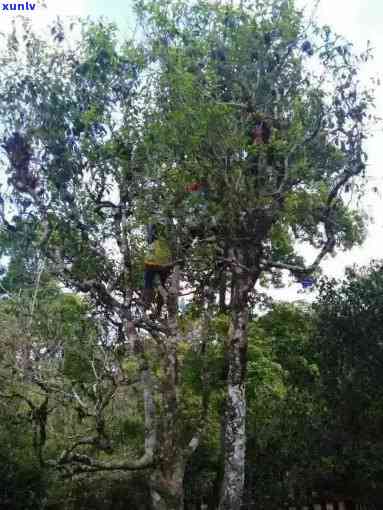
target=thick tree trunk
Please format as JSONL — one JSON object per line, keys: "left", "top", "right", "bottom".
{"left": 150, "top": 464, "right": 185, "bottom": 510}
{"left": 149, "top": 266, "right": 209, "bottom": 510}
{"left": 149, "top": 265, "right": 186, "bottom": 510}
{"left": 219, "top": 254, "right": 249, "bottom": 510}
{"left": 149, "top": 336, "right": 186, "bottom": 510}
{"left": 218, "top": 309, "right": 248, "bottom": 509}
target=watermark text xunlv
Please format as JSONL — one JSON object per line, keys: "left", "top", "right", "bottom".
{"left": 1, "top": 2, "right": 36, "bottom": 10}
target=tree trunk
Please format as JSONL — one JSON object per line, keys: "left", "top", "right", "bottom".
{"left": 150, "top": 464, "right": 185, "bottom": 510}
{"left": 219, "top": 255, "right": 249, "bottom": 510}
{"left": 149, "top": 266, "right": 186, "bottom": 510}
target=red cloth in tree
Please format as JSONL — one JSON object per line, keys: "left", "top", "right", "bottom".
{"left": 185, "top": 181, "right": 204, "bottom": 192}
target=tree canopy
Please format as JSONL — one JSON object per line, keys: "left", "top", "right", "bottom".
{"left": 0, "top": 1, "right": 377, "bottom": 508}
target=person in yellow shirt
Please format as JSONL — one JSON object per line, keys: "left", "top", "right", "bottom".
{"left": 143, "top": 223, "right": 172, "bottom": 309}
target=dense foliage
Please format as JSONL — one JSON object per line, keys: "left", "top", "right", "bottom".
{"left": 0, "top": 0, "right": 378, "bottom": 508}
{"left": 2, "top": 264, "right": 383, "bottom": 508}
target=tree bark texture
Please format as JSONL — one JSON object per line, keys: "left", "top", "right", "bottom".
{"left": 219, "top": 254, "right": 249, "bottom": 510}
{"left": 150, "top": 463, "right": 185, "bottom": 510}
{"left": 150, "top": 266, "right": 186, "bottom": 510}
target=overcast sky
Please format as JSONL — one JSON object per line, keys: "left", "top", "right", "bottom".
{"left": 1, "top": 0, "right": 382, "bottom": 300}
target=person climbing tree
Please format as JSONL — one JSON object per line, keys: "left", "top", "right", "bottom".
{"left": 250, "top": 119, "right": 271, "bottom": 146}
{"left": 143, "top": 223, "right": 172, "bottom": 311}
{"left": 247, "top": 114, "right": 274, "bottom": 188}
{"left": 247, "top": 113, "right": 287, "bottom": 192}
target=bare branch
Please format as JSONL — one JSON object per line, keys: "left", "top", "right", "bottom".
{"left": 60, "top": 451, "right": 154, "bottom": 471}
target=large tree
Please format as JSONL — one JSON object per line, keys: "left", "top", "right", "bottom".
{"left": 0, "top": 1, "right": 375, "bottom": 507}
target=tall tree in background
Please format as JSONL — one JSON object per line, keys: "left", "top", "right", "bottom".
{"left": 312, "top": 263, "right": 383, "bottom": 505}
{"left": 0, "top": 0, "right": 375, "bottom": 508}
